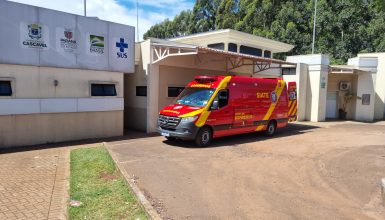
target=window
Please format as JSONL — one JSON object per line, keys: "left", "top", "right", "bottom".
{"left": 211, "top": 90, "right": 229, "bottom": 110}
{"left": 264, "top": 50, "right": 271, "bottom": 58}
{"left": 0, "top": 81, "right": 12, "bottom": 96}
{"left": 228, "top": 43, "right": 237, "bottom": 52}
{"left": 282, "top": 68, "right": 296, "bottom": 75}
{"left": 174, "top": 88, "right": 215, "bottom": 107}
{"left": 91, "top": 84, "right": 117, "bottom": 96}
{"left": 207, "top": 43, "right": 224, "bottom": 50}
{"left": 168, "top": 86, "right": 185, "bottom": 97}
{"left": 136, "top": 86, "right": 147, "bottom": 97}
{"left": 240, "top": 45, "right": 262, "bottom": 56}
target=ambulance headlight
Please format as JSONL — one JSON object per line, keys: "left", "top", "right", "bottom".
{"left": 180, "top": 116, "right": 198, "bottom": 123}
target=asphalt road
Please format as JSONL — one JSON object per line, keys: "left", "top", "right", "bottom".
{"left": 108, "top": 122, "right": 385, "bottom": 220}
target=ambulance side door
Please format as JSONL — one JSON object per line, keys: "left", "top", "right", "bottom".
{"left": 207, "top": 89, "right": 233, "bottom": 137}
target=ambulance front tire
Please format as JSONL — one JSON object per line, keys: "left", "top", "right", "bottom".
{"left": 195, "top": 126, "right": 213, "bottom": 147}
{"left": 265, "top": 121, "right": 277, "bottom": 136}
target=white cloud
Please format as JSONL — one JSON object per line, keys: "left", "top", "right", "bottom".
{"left": 7, "top": 0, "right": 193, "bottom": 41}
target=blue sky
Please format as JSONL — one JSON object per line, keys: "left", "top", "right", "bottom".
{"left": 8, "top": 0, "right": 195, "bottom": 40}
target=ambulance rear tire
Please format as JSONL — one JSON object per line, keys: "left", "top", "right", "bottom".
{"left": 195, "top": 126, "right": 212, "bottom": 147}
{"left": 265, "top": 121, "right": 277, "bottom": 136}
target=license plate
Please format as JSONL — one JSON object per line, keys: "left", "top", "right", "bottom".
{"left": 161, "top": 132, "right": 170, "bottom": 137}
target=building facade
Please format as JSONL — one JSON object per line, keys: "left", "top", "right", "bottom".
{"left": 0, "top": 1, "right": 135, "bottom": 148}
{"left": 285, "top": 53, "right": 385, "bottom": 122}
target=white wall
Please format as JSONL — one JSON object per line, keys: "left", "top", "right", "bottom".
{"left": 286, "top": 54, "right": 330, "bottom": 122}
{"left": 355, "top": 72, "right": 375, "bottom": 122}
{"left": 282, "top": 63, "right": 308, "bottom": 121}
{"left": 354, "top": 53, "right": 385, "bottom": 120}
{"left": 0, "top": 64, "right": 124, "bottom": 148}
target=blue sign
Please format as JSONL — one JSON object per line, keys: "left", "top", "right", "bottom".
{"left": 116, "top": 38, "right": 128, "bottom": 58}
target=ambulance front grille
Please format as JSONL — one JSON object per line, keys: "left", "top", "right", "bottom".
{"left": 158, "top": 115, "right": 181, "bottom": 129}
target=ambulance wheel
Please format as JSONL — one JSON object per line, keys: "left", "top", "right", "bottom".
{"left": 265, "top": 121, "right": 277, "bottom": 136}
{"left": 195, "top": 126, "right": 212, "bottom": 147}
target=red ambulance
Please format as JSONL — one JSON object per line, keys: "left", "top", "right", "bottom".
{"left": 158, "top": 76, "right": 297, "bottom": 146}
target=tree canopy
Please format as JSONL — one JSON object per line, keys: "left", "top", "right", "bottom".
{"left": 143, "top": 0, "right": 385, "bottom": 63}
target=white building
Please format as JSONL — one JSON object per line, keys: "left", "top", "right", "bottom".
{"left": 0, "top": 1, "right": 135, "bottom": 148}
{"left": 285, "top": 53, "right": 385, "bottom": 122}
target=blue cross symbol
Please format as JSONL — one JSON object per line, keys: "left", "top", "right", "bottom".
{"left": 116, "top": 38, "right": 128, "bottom": 52}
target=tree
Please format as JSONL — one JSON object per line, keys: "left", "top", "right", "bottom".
{"left": 143, "top": 0, "right": 385, "bottom": 63}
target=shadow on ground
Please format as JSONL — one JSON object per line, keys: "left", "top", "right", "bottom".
{"left": 163, "top": 123, "right": 320, "bottom": 148}
{"left": 0, "top": 130, "right": 154, "bottom": 154}
{"left": 0, "top": 123, "right": 320, "bottom": 154}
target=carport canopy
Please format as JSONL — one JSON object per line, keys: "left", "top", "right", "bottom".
{"left": 150, "top": 38, "right": 296, "bottom": 75}
{"left": 330, "top": 65, "right": 369, "bottom": 75}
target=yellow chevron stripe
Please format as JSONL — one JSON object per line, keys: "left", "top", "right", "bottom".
{"left": 288, "top": 100, "right": 297, "bottom": 116}
{"left": 288, "top": 100, "right": 293, "bottom": 109}
{"left": 256, "top": 80, "right": 286, "bottom": 131}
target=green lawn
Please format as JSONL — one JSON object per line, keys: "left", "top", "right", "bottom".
{"left": 69, "top": 146, "right": 148, "bottom": 220}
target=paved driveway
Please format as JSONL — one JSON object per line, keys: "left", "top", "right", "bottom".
{"left": 108, "top": 122, "right": 385, "bottom": 220}
{"left": 0, "top": 147, "right": 69, "bottom": 220}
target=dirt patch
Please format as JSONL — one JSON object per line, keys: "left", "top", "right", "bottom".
{"left": 142, "top": 188, "right": 170, "bottom": 219}
{"left": 99, "top": 172, "right": 119, "bottom": 181}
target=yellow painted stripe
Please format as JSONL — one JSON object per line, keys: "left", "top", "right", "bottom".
{"left": 288, "top": 100, "right": 297, "bottom": 116}
{"left": 256, "top": 80, "right": 286, "bottom": 131}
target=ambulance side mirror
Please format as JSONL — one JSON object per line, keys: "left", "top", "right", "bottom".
{"left": 211, "top": 100, "right": 219, "bottom": 110}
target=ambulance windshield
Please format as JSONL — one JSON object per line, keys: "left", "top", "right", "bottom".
{"left": 175, "top": 88, "right": 215, "bottom": 107}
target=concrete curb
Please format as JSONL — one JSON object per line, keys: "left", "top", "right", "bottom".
{"left": 381, "top": 178, "right": 385, "bottom": 206}
{"left": 104, "top": 142, "right": 162, "bottom": 220}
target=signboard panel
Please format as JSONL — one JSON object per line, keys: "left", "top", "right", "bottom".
{"left": 77, "top": 16, "right": 109, "bottom": 70}
{"left": 109, "top": 22, "right": 135, "bottom": 72}
{"left": 0, "top": 1, "right": 39, "bottom": 65}
{"left": 0, "top": 1, "right": 135, "bottom": 73}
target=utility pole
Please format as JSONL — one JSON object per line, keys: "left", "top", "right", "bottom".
{"left": 84, "top": 0, "right": 87, "bottom": 16}
{"left": 136, "top": 0, "right": 139, "bottom": 42}
{"left": 312, "top": 0, "right": 317, "bottom": 54}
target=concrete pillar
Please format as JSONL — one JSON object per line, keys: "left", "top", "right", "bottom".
{"left": 354, "top": 53, "right": 385, "bottom": 120}
{"left": 354, "top": 72, "right": 375, "bottom": 122}
{"left": 146, "top": 63, "right": 159, "bottom": 133}
{"left": 282, "top": 63, "right": 309, "bottom": 121}
{"left": 286, "top": 54, "right": 330, "bottom": 122}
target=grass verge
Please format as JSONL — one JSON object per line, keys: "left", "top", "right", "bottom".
{"left": 69, "top": 146, "right": 148, "bottom": 220}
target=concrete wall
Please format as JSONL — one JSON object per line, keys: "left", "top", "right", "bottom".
{"left": 0, "top": 111, "right": 123, "bottom": 147}
{"left": 0, "top": 64, "right": 123, "bottom": 98}
{"left": 124, "top": 57, "right": 148, "bottom": 131}
{"left": 282, "top": 63, "right": 309, "bottom": 121}
{"left": 0, "top": 64, "right": 124, "bottom": 148}
{"left": 286, "top": 54, "right": 330, "bottom": 122}
{"left": 355, "top": 72, "right": 375, "bottom": 122}
{"left": 355, "top": 53, "right": 385, "bottom": 120}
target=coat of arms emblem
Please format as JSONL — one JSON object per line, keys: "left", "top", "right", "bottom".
{"left": 64, "top": 30, "right": 73, "bottom": 40}
{"left": 28, "top": 24, "right": 42, "bottom": 40}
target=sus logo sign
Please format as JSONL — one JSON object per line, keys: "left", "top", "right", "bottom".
{"left": 116, "top": 38, "right": 128, "bottom": 59}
